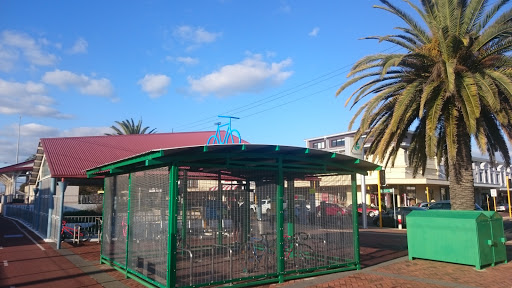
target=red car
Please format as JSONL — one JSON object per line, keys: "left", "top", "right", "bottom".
{"left": 357, "top": 205, "right": 380, "bottom": 217}
{"left": 348, "top": 204, "right": 380, "bottom": 217}
{"left": 316, "top": 203, "right": 348, "bottom": 216}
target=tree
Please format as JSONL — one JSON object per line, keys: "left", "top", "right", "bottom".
{"left": 337, "top": 0, "right": 512, "bottom": 210}
{"left": 105, "top": 118, "right": 157, "bottom": 135}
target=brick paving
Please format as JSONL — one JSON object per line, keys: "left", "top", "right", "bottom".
{"left": 2, "top": 214, "right": 511, "bottom": 287}
{"left": 59, "top": 241, "right": 146, "bottom": 288}
{"left": 41, "top": 225, "right": 512, "bottom": 288}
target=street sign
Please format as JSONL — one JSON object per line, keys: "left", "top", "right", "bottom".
{"left": 490, "top": 189, "right": 497, "bottom": 197}
{"left": 381, "top": 188, "right": 394, "bottom": 193}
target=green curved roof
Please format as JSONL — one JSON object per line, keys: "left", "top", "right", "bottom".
{"left": 87, "top": 144, "right": 381, "bottom": 179}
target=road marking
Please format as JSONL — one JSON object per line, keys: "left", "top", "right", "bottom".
{"left": 0, "top": 246, "right": 3, "bottom": 249}
{"left": 4, "top": 234, "right": 23, "bottom": 238}
{"left": 7, "top": 219, "right": 45, "bottom": 251}
{"left": 3, "top": 260, "right": 8, "bottom": 266}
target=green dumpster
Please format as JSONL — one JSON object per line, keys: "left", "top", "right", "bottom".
{"left": 481, "top": 211, "right": 508, "bottom": 265}
{"left": 407, "top": 210, "right": 507, "bottom": 269}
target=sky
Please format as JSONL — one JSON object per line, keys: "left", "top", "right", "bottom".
{"left": 1, "top": 0, "right": 415, "bottom": 167}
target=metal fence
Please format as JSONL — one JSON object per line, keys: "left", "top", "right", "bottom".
{"left": 100, "top": 166, "right": 359, "bottom": 288}
{"left": 4, "top": 204, "right": 102, "bottom": 241}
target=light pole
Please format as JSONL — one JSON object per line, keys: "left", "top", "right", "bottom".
{"left": 13, "top": 115, "right": 21, "bottom": 200}
{"left": 16, "top": 115, "right": 21, "bottom": 164}
{"left": 361, "top": 147, "right": 368, "bottom": 229}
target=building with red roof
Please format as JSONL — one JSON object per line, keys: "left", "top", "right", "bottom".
{"left": 3, "top": 131, "right": 244, "bottom": 241}
{"left": 0, "top": 160, "right": 34, "bottom": 204}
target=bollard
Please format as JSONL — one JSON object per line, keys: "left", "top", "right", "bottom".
{"left": 398, "top": 214, "right": 402, "bottom": 230}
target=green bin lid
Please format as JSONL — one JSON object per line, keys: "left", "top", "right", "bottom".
{"left": 481, "top": 211, "right": 503, "bottom": 219}
{"left": 407, "top": 210, "right": 487, "bottom": 221}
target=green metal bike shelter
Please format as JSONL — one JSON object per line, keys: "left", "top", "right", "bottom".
{"left": 87, "top": 144, "right": 380, "bottom": 288}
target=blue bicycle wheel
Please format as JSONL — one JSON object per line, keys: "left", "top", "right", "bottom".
{"left": 228, "top": 129, "right": 241, "bottom": 144}
{"left": 207, "top": 135, "right": 220, "bottom": 145}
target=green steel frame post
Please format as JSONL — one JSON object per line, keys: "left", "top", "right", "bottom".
{"left": 167, "top": 164, "right": 179, "bottom": 288}
{"left": 217, "top": 173, "right": 223, "bottom": 245}
{"left": 287, "top": 180, "right": 294, "bottom": 238}
{"left": 100, "top": 178, "right": 106, "bottom": 261}
{"left": 351, "top": 173, "right": 360, "bottom": 270}
{"left": 277, "top": 157, "right": 285, "bottom": 283}
{"left": 181, "top": 171, "right": 188, "bottom": 249}
{"left": 243, "top": 181, "right": 250, "bottom": 244}
{"left": 125, "top": 173, "right": 132, "bottom": 277}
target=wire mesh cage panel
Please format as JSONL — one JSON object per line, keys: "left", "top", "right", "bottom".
{"left": 102, "top": 174, "right": 129, "bottom": 267}
{"left": 176, "top": 169, "right": 256, "bottom": 287}
{"left": 284, "top": 177, "right": 355, "bottom": 272}
{"left": 36, "top": 177, "right": 53, "bottom": 237}
{"left": 128, "top": 168, "right": 170, "bottom": 285}
{"left": 95, "top": 145, "right": 374, "bottom": 288}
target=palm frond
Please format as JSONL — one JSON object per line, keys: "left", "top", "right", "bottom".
{"left": 475, "top": 0, "right": 511, "bottom": 32}
{"left": 376, "top": 0, "right": 431, "bottom": 43}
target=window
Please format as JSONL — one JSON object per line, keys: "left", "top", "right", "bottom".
{"left": 313, "top": 142, "right": 325, "bottom": 149}
{"left": 187, "top": 179, "right": 199, "bottom": 188}
{"left": 41, "top": 158, "right": 50, "bottom": 179}
{"left": 331, "top": 139, "right": 345, "bottom": 147}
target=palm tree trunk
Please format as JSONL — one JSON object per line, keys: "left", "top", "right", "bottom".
{"left": 447, "top": 123, "right": 475, "bottom": 210}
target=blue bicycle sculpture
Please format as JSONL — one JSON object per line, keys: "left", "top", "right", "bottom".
{"left": 207, "top": 116, "right": 241, "bottom": 145}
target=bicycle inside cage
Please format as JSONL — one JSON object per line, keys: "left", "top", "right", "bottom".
{"left": 89, "top": 144, "right": 379, "bottom": 288}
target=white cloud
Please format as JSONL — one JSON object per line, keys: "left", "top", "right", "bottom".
{"left": 0, "top": 122, "right": 59, "bottom": 165}
{"left": 42, "top": 69, "right": 114, "bottom": 97}
{"left": 173, "top": 26, "right": 221, "bottom": 51}
{"left": 176, "top": 56, "right": 199, "bottom": 65}
{"left": 187, "top": 54, "right": 293, "bottom": 97}
{"left": 0, "top": 123, "right": 112, "bottom": 165}
{"left": 60, "top": 126, "right": 111, "bottom": 137}
{"left": 1, "top": 30, "right": 58, "bottom": 67}
{"left": 308, "top": 27, "right": 320, "bottom": 37}
{"left": 69, "top": 37, "right": 88, "bottom": 54}
{"left": 0, "top": 44, "right": 19, "bottom": 72}
{"left": 138, "top": 74, "right": 171, "bottom": 98}
{"left": 21, "top": 123, "right": 60, "bottom": 137}
{"left": 0, "top": 78, "right": 72, "bottom": 118}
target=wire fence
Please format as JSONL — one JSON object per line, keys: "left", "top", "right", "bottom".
{"left": 101, "top": 166, "right": 358, "bottom": 287}
{"left": 3, "top": 204, "right": 101, "bottom": 241}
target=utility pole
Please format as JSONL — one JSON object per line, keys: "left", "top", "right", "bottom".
{"left": 16, "top": 115, "right": 21, "bottom": 164}
{"left": 14, "top": 115, "right": 21, "bottom": 200}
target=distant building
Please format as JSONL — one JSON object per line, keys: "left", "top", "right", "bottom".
{"left": 305, "top": 131, "right": 512, "bottom": 208}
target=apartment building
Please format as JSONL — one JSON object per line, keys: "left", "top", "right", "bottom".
{"left": 305, "top": 131, "right": 512, "bottom": 209}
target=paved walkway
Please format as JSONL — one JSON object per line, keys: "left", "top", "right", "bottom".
{"left": 1, "top": 215, "right": 511, "bottom": 288}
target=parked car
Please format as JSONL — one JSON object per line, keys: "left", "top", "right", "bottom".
{"left": 496, "top": 203, "right": 510, "bottom": 212}
{"left": 347, "top": 204, "right": 380, "bottom": 217}
{"left": 416, "top": 202, "right": 430, "bottom": 208}
{"left": 373, "top": 206, "right": 426, "bottom": 228}
{"left": 250, "top": 199, "right": 287, "bottom": 214}
{"left": 428, "top": 200, "right": 483, "bottom": 211}
{"left": 316, "top": 203, "right": 348, "bottom": 216}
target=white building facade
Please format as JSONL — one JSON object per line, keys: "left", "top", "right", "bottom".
{"left": 305, "top": 131, "right": 512, "bottom": 209}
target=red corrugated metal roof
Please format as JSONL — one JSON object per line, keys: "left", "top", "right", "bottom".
{"left": 0, "top": 160, "right": 34, "bottom": 174}
{"left": 41, "top": 131, "right": 247, "bottom": 179}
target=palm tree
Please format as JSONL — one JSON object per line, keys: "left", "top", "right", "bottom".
{"left": 105, "top": 118, "right": 157, "bottom": 135}
{"left": 337, "top": 0, "right": 512, "bottom": 210}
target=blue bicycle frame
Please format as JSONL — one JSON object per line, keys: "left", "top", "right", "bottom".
{"left": 207, "top": 116, "right": 241, "bottom": 145}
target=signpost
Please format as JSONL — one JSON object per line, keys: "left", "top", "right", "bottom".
{"left": 490, "top": 189, "right": 497, "bottom": 211}
{"left": 381, "top": 188, "right": 396, "bottom": 224}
